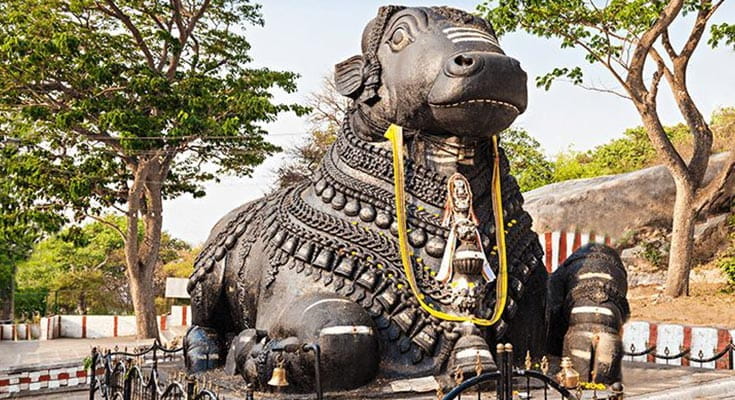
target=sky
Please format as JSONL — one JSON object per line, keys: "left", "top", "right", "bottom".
{"left": 163, "top": 0, "right": 735, "bottom": 246}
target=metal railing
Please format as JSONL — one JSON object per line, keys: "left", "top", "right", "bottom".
{"left": 441, "top": 344, "right": 624, "bottom": 400}
{"left": 623, "top": 341, "right": 735, "bottom": 368}
{"left": 89, "top": 340, "right": 224, "bottom": 400}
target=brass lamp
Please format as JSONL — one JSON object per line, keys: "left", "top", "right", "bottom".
{"left": 556, "top": 357, "right": 580, "bottom": 389}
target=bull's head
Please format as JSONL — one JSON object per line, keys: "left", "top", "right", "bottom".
{"left": 335, "top": 6, "right": 527, "bottom": 139}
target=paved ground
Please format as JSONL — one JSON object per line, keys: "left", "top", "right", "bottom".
{"left": 0, "top": 336, "right": 155, "bottom": 371}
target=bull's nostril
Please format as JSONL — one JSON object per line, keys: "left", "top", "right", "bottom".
{"left": 454, "top": 55, "right": 474, "bottom": 67}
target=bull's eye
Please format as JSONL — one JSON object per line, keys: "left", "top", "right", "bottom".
{"left": 388, "top": 26, "right": 412, "bottom": 52}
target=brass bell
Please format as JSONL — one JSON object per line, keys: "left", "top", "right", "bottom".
{"left": 556, "top": 357, "right": 580, "bottom": 389}
{"left": 268, "top": 356, "right": 289, "bottom": 387}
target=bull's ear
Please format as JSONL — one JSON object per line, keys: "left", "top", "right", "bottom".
{"left": 334, "top": 55, "right": 364, "bottom": 99}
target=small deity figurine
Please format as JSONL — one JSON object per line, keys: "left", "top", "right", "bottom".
{"left": 435, "top": 173, "right": 495, "bottom": 286}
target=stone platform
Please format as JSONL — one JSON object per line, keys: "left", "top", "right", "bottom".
{"left": 8, "top": 359, "right": 735, "bottom": 399}
{"left": 181, "top": 361, "right": 735, "bottom": 400}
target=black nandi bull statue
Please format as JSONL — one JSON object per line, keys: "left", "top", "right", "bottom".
{"left": 185, "top": 5, "right": 630, "bottom": 393}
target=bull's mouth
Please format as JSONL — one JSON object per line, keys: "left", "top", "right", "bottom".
{"left": 428, "top": 96, "right": 523, "bottom": 136}
{"left": 429, "top": 98, "right": 521, "bottom": 115}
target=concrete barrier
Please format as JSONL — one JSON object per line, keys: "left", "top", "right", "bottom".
{"left": 0, "top": 305, "right": 191, "bottom": 341}
{"left": 0, "top": 362, "right": 91, "bottom": 397}
{"left": 622, "top": 320, "right": 733, "bottom": 370}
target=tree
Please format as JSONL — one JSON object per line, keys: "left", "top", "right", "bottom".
{"left": 501, "top": 128, "right": 554, "bottom": 192}
{"left": 16, "top": 216, "right": 191, "bottom": 315}
{"left": 274, "top": 76, "right": 347, "bottom": 189}
{"left": 0, "top": 0, "right": 306, "bottom": 336}
{"left": 1, "top": 138, "right": 66, "bottom": 321}
{"left": 481, "top": 0, "right": 735, "bottom": 297}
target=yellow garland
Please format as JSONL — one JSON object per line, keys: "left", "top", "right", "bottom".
{"left": 384, "top": 124, "right": 508, "bottom": 326}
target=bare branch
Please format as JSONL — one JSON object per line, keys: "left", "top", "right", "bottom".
{"left": 647, "top": 47, "right": 675, "bottom": 82}
{"left": 559, "top": 79, "right": 632, "bottom": 100}
{"left": 96, "top": 0, "right": 156, "bottom": 70}
{"left": 167, "top": 0, "right": 212, "bottom": 79}
{"left": 85, "top": 213, "right": 126, "bottom": 242}
{"left": 627, "top": 0, "right": 683, "bottom": 97}
{"left": 679, "top": 0, "right": 716, "bottom": 64}
{"left": 661, "top": 29, "right": 678, "bottom": 60}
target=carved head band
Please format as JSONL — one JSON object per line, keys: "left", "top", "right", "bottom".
{"left": 442, "top": 27, "right": 502, "bottom": 50}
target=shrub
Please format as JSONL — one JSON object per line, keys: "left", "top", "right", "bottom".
{"left": 719, "top": 255, "right": 735, "bottom": 287}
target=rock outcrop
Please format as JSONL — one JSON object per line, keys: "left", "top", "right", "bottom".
{"left": 523, "top": 152, "right": 733, "bottom": 238}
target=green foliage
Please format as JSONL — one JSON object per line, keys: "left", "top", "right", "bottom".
{"left": 82, "top": 356, "right": 93, "bottom": 372}
{"left": 479, "top": 0, "right": 669, "bottom": 90}
{"left": 0, "top": 0, "right": 306, "bottom": 330}
{"left": 13, "top": 288, "right": 48, "bottom": 321}
{"left": 547, "top": 123, "right": 697, "bottom": 182}
{"left": 720, "top": 212, "right": 735, "bottom": 288}
{"left": 15, "top": 217, "right": 190, "bottom": 315}
{"left": 1, "top": 139, "right": 67, "bottom": 319}
{"left": 501, "top": 128, "right": 554, "bottom": 192}
{"left": 505, "top": 106, "right": 734, "bottom": 191}
{"left": 711, "top": 107, "right": 735, "bottom": 153}
{"left": 0, "top": 0, "right": 306, "bottom": 211}
{"left": 642, "top": 241, "right": 665, "bottom": 267}
{"left": 719, "top": 255, "right": 735, "bottom": 287}
{"left": 709, "top": 22, "right": 735, "bottom": 50}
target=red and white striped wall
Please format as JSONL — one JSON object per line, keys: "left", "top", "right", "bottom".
{"left": 622, "top": 321, "right": 734, "bottom": 369}
{"left": 538, "top": 230, "right": 613, "bottom": 273}
{"left": 0, "top": 305, "right": 191, "bottom": 341}
{"left": 0, "top": 363, "right": 95, "bottom": 397}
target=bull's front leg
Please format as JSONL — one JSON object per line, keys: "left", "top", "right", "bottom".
{"left": 547, "top": 243, "right": 629, "bottom": 384}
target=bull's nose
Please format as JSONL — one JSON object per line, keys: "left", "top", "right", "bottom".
{"left": 444, "top": 52, "right": 484, "bottom": 77}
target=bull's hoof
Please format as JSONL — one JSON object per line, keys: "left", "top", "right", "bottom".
{"left": 184, "top": 325, "right": 223, "bottom": 373}
{"left": 224, "top": 329, "right": 265, "bottom": 375}
{"left": 562, "top": 324, "right": 623, "bottom": 384}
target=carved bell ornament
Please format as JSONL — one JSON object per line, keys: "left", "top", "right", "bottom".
{"left": 556, "top": 357, "right": 580, "bottom": 389}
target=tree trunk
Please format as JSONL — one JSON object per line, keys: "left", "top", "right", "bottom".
{"left": 0, "top": 266, "right": 14, "bottom": 322}
{"left": 664, "top": 179, "right": 696, "bottom": 297}
{"left": 123, "top": 161, "right": 162, "bottom": 339}
{"left": 127, "top": 263, "right": 158, "bottom": 338}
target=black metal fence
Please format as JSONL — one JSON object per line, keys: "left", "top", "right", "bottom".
{"left": 441, "top": 344, "right": 624, "bottom": 400}
{"left": 89, "top": 340, "right": 698, "bottom": 400}
{"left": 89, "top": 340, "right": 227, "bottom": 400}
{"left": 623, "top": 341, "right": 735, "bottom": 369}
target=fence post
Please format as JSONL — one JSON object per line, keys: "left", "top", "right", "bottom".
{"left": 729, "top": 339, "right": 734, "bottom": 370}
{"left": 187, "top": 375, "right": 196, "bottom": 399}
{"left": 122, "top": 364, "right": 131, "bottom": 400}
{"left": 89, "top": 347, "right": 98, "bottom": 400}
{"left": 496, "top": 344, "right": 505, "bottom": 400}
{"left": 153, "top": 342, "right": 158, "bottom": 370}
{"left": 504, "top": 343, "right": 513, "bottom": 400}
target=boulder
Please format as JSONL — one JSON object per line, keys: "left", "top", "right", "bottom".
{"left": 693, "top": 213, "right": 730, "bottom": 263}
{"left": 523, "top": 152, "right": 733, "bottom": 238}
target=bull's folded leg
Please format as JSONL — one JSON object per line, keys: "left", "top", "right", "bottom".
{"left": 184, "top": 325, "right": 225, "bottom": 373}
{"left": 547, "top": 243, "right": 629, "bottom": 384}
{"left": 236, "top": 294, "right": 380, "bottom": 392}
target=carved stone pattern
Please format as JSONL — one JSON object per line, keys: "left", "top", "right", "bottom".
{"left": 321, "top": 143, "right": 448, "bottom": 236}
